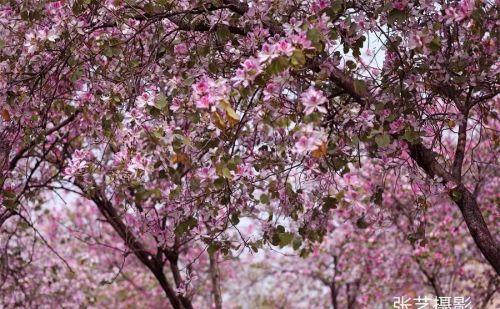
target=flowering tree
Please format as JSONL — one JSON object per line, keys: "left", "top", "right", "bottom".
{"left": 222, "top": 164, "right": 497, "bottom": 308}
{"left": 0, "top": 0, "right": 498, "bottom": 308}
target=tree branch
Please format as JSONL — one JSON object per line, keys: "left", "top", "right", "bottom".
{"left": 74, "top": 181, "right": 190, "bottom": 309}
{"left": 451, "top": 115, "right": 468, "bottom": 182}
{"left": 308, "top": 48, "right": 500, "bottom": 275}
{"left": 209, "top": 251, "right": 223, "bottom": 309}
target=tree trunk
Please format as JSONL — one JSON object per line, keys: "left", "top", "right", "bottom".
{"left": 452, "top": 185, "right": 500, "bottom": 274}
{"left": 407, "top": 144, "right": 500, "bottom": 275}
{"left": 78, "top": 182, "right": 192, "bottom": 309}
{"left": 329, "top": 282, "right": 338, "bottom": 309}
{"left": 209, "top": 251, "right": 223, "bottom": 309}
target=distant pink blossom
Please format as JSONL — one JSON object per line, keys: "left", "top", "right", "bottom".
{"left": 174, "top": 43, "right": 188, "bottom": 54}
{"left": 393, "top": 0, "right": 408, "bottom": 11}
{"left": 311, "top": 0, "right": 329, "bottom": 13}
{"left": 444, "top": 0, "right": 474, "bottom": 24}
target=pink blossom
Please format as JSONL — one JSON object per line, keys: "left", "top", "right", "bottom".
{"left": 301, "top": 87, "right": 328, "bottom": 115}
{"left": 390, "top": 118, "right": 405, "bottom": 133}
{"left": 64, "top": 150, "right": 90, "bottom": 176}
{"left": 276, "top": 40, "right": 295, "bottom": 56}
{"left": 393, "top": 0, "right": 408, "bottom": 11}
{"left": 263, "top": 81, "right": 280, "bottom": 101}
{"left": 233, "top": 57, "right": 262, "bottom": 87}
{"left": 174, "top": 43, "right": 188, "bottom": 54}
{"left": 195, "top": 95, "right": 212, "bottom": 109}
{"left": 444, "top": 0, "right": 474, "bottom": 24}
{"left": 23, "top": 32, "right": 37, "bottom": 54}
{"left": 258, "top": 43, "right": 278, "bottom": 63}
{"left": 242, "top": 57, "right": 261, "bottom": 75}
{"left": 292, "top": 31, "right": 313, "bottom": 50}
{"left": 170, "top": 97, "right": 182, "bottom": 112}
{"left": 234, "top": 164, "right": 255, "bottom": 178}
{"left": 359, "top": 110, "right": 375, "bottom": 128}
{"left": 127, "top": 153, "right": 149, "bottom": 174}
{"left": 408, "top": 31, "right": 431, "bottom": 50}
{"left": 311, "top": 0, "right": 329, "bottom": 13}
{"left": 136, "top": 92, "right": 155, "bottom": 108}
{"left": 193, "top": 78, "right": 210, "bottom": 95}
{"left": 295, "top": 135, "right": 317, "bottom": 153}
{"left": 283, "top": 18, "right": 302, "bottom": 35}
{"left": 294, "top": 126, "right": 326, "bottom": 155}
{"left": 198, "top": 166, "right": 217, "bottom": 181}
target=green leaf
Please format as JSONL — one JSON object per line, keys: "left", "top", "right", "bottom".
{"left": 208, "top": 243, "right": 220, "bottom": 255}
{"left": 353, "top": 79, "right": 368, "bottom": 95}
{"left": 213, "top": 177, "right": 225, "bottom": 189}
{"left": 230, "top": 213, "right": 240, "bottom": 226}
{"left": 330, "top": 0, "right": 343, "bottom": 13}
{"left": 387, "top": 9, "right": 407, "bottom": 25}
{"left": 352, "top": 47, "right": 361, "bottom": 58}
{"left": 144, "top": 3, "right": 156, "bottom": 15}
{"left": 292, "top": 237, "right": 302, "bottom": 250}
{"left": 155, "top": 93, "right": 168, "bottom": 110}
{"left": 70, "top": 67, "right": 83, "bottom": 82}
{"left": 250, "top": 244, "right": 259, "bottom": 253}
{"left": 208, "top": 61, "right": 218, "bottom": 74}
{"left": 299, "top": 248, "right": 310, "bottom": 258}
{"left": 307, "top": 28, "right": 322, "bottom": 44}
{"left": 278, "top": 232, "right": 294, "bottom": 247}
{"left": 375, "top": 133, "right": 391, "bottom": 147}
{"left": 156, "top": 0, "right": 172, "bottom": 7}
{"left": 174, "top": 216, "right": 198, "bottom": 236}
{"left": 104, "top": 47, "right": 114, "bottom": 58}
{"left": 216, "top": 25, "right": 231, "bottom": 40}
{"left": 402, "top": 128, "right": 420, "bottom": 144}
{"left": 371, "top": 187, "right": 384, "bottom": 205}
{"left": 0, "top": 39, "right": 5, "bottom": 50}
{"left": 72, "top": 1, "right": 84, "bottom": 15}
{"left": 222, "top": 166, "right": 231, "bottom": 178}
{"left": 266, "top": 56, "right": 289, "bottom": 75}
{"left": 450, "top": 189, "right": 462, "bottom": 202}
{"left": 356, "top": 217, "right": 369, "bottom": 229}
{"left": 307, "top": 28, "right": 323, "bottom": 50}
{"left": 322, "top": 196, "right": 337, "bottom": 211}
{"left": 428, "top": 36, "right": 441, "bottom": 52}
{"left": 260, "top": 194, "right": 270, "bottom": 204}
{"left": 290, "top": 50, "right": 306, "bottom": 67}
{"left": 172, "top": 137, "right": 183, "bottom": 150}
{"left": 3, "top": 191, "right": 17, "bottom": 210}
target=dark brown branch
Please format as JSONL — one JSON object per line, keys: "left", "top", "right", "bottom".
{"left": 75, "top": 181, "right": 190, "bottom": 309}
{"left": 165, "top": 249, "right": 194, "bottom": 309}
{"left": 451, "top": 115, "right": 468, "bottom": 182}
{"left": 451, "top": 185, "right": 500, "bottom": 274}
{"left": 313, "top": 49, "right": 500, "bottom": 275}
{"left": 209, "top": 251, "right": 222, "bottom": 309}
{"left": 8, "top": 112, "right": 79, "bottom": 171}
